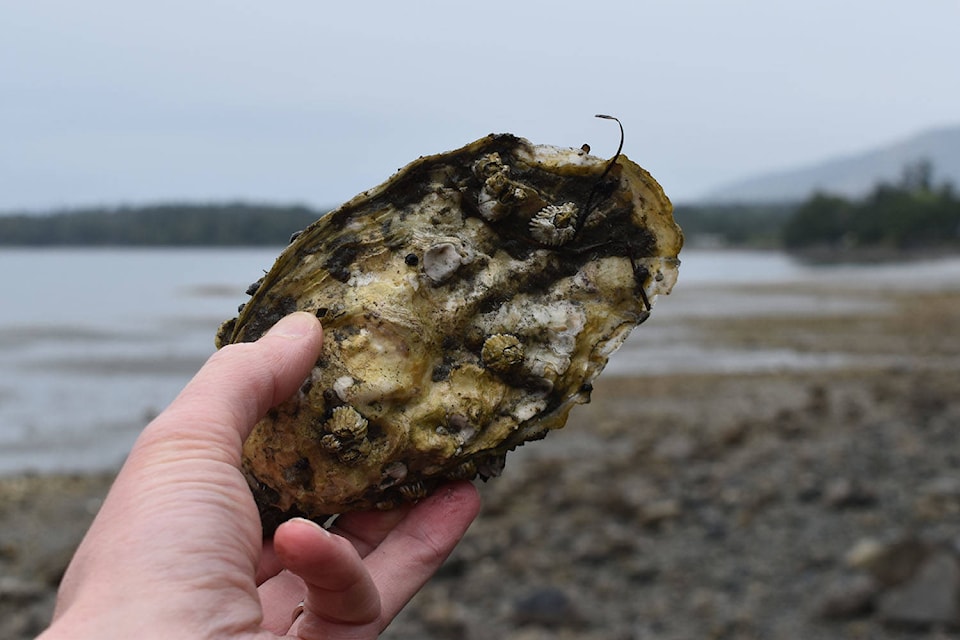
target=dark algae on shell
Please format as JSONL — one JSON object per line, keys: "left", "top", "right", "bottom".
{"left": 215, "top": 130, "right": 683, "bottom": 530}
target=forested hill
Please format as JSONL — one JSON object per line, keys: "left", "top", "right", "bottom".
{"left": 0, "top": 204, "right": 326, "bottom": 246}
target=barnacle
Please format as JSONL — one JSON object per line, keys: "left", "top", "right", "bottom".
{"left": 529, "top": 202, "right": 579, "bottom": 246}
{"left": 481, "top": 334, "right": 525, "bottom": 373}
{"left": 325, "top": 405, "right": 368, "bottom": 441}
{"left": 215, "top": 130, "right": 683, "bottom": 530}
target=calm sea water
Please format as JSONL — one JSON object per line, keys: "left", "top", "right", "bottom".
{"left": 1, "top": 247, "right": 958, "bottom": 475}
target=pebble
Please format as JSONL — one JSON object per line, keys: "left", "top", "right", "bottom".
{"left": 0, "top": 576, "right": 46, "bottom": 603}
{"left": 915, "top": 476, "right": 960, "bottom": 518}
{"left": 417, "top": 599, "right": 469, "bottom": 637}
{"left": 823, "top": 478, "right": 878, "bottom": 509}
{"left": 512, "top": 587, "right": 581, "bottom": 628}
{"left": 845, "top": 538, "right": 886, "bottom": 569}
{"left": 818, "top": 574, "right": 880, "bottom": 619}
{"left": 640, "top": 499, "right": 682, "bottom": 527}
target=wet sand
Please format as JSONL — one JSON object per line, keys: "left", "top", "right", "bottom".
{"left": 3, "top": 281, "right": 960, "bottom": 638}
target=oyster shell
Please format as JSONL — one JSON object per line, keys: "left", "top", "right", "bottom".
{"left": 215, "top": 131, "right": 683, "bottom": 528}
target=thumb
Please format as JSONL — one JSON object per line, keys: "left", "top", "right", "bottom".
{"left": 50, "top": 312, "right": 324, "bottom": 626}
{"left": 138, "top": 311, "right": 324, "bottom": 465}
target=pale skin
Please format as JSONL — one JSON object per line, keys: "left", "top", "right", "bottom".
{"left": 39, "top": 312, "right": 481, "bottom": 639}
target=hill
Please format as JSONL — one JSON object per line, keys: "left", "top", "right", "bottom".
{"left": 701, "top": 124, "right": 960, "bottom": 203}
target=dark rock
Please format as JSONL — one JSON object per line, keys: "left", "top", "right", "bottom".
{"left": 623, "top": 556, "right": 660, "bottom": 584}
{"left": 823, "top": 478, "right": 878, "bottom": 509}
{"left": 806, "top": 384, "right": 830, "bottom": 417}
{"left": 512, "top": 587, "right": 581, "bottom": 627}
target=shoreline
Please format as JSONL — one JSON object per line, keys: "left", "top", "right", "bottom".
{"left": 5, "top": 274, "right": 959, "bottom": 480}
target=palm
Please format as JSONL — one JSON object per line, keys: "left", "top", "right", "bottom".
{"left": 40, "top": 313, "right": 480, "bottom": 640}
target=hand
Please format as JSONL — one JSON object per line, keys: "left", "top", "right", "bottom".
{"left": 40, "top": 312, "right": 481, "bottom": 639}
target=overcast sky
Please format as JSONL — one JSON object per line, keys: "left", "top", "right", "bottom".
{"left": 2, "top": 1, "right": 959, "bottom": 211}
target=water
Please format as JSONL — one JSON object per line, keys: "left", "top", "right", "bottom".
{"left": 1, "top": 247, "right": 958, "bottom": 475}
{"left": 0, "top": 248, "right": 278, "bottom": 474}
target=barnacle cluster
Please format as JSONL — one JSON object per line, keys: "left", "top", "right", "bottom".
{"left": 215, "top": 132, "right": 683, "bottom": 529}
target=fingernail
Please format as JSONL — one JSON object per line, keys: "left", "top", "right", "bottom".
{"left": 266, "top": 312, "right": 317, "bottom": 339}
{"left": 290, "top": 517, "right": 331, "bottom": 536}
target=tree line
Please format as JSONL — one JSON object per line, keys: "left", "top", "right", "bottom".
{"left": 783, "top": 160, "right": 960, "bottom": 255}
{"left": 2, "top": 200, "right": 795, "bottom": 248}
{"left": 0, "top": 203, "right": 324, "bottom": 246}
{"left": 673, "top": 202, "right": 796, "bottom": 248}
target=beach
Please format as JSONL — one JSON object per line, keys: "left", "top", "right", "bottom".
{"left": 3, "top": 252, "right": 960, "bottom": 638}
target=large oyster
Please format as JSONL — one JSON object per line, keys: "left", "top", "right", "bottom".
{"left": 216, "top": 128, "right": 683, "bottom": 528}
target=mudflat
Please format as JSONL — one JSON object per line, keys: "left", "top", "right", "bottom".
{"left": 3, "top": 274, "right": 959, "bottom": 639}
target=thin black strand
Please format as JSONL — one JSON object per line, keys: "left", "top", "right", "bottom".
{"left": 575, "top": 114, "right": 625, "bottom": 236}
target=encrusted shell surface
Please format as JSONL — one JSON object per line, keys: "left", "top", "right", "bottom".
{"left": 215, "top": 133, "right": 683, "bottom": 529}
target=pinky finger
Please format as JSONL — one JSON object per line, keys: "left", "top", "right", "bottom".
{"left": 273, "top": 518, "right": 382, "bottom": 638}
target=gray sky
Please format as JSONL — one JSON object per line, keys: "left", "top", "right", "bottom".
{"left": 2, "top": 0, "right": 959, "bottom": 210}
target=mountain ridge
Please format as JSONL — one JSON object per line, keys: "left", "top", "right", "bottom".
{"left": 699, "top": 124, "right": 960, "bottom": 204}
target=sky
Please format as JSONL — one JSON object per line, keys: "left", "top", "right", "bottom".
{"left": 2, "top": 0, "right": 959, "bottom": 211}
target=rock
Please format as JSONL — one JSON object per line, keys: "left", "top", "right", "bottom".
{"left": 823, "top": 477, "right": 878, "bottom": 509}
{"left": 847, "top": 536, "right": 930, "bottom": 587}
{"left": 844, "top": 538, "right": 886, "bottom": 569}
{"left": 623, "top": 556, "right": 660, "bottom": 584}
{"left": 806, "top": 383, "right": 830, "bottom": 417}
{"left": 0, "top": 541, "right": 18, "bottom": 561}
{"left": 915, "top": 476, "right": 960, "bottom": 519}
{"left": 877, "top": 550, "right": 960, "bottom": 629}
{"left": 818, "top": 574, "right": 880, "bottom": 619}
{"left": 512, "top": 587, "right": 581, "bottom": 628}
{"left": 0, "top": 576, "right": 46, "bottom": 603}
{"left": 640, "top": 499, "right": 682, "bottom": 527}
{"left": 417, "top": 599, "right": 469, "bottom": 638}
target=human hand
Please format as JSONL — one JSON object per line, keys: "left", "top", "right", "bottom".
{"left": 39, "top": 312, "right": 481, "bottom": 639}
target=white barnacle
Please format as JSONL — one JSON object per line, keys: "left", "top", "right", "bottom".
{"left": 422, "top": 242, "right": 463, "bottom": 283}
{"left": 326, "top": 405, "right": 368, "bottom": 441}
{"left": 333, "top": 376, "right": 355, "bottom": 402}
{"left": 472, "top": 152, "right": 504, "bottom": 179}
{"left": 529, "top": 202, "right": 579, "bottom": 246}
{"left": 477, "top": 172, "right": 520, "bottom": 221}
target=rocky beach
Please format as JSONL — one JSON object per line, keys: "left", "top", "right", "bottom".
{"left": 3, "top": 257, "right": 960, "bottom": 639}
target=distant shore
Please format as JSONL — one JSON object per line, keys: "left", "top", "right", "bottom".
{"left": 788, "top": 244, "right": 960, "bottom": 265}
